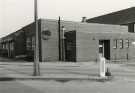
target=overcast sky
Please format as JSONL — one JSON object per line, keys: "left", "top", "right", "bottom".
{"left": 0, "top": 0, "right": 135, "bottom": 38}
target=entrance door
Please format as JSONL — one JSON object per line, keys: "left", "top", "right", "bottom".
{"left": 99, "top": 40, "right": 110, "bottom": 60}
{"left": 64, "top": 31, "right": 76, "bottom": 62}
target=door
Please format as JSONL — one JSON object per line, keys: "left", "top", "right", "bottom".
{"left": 65, "top": 31, "right": 76, "bottom": 62}
{"left": 99, "top": 40, "right": 110, "bottom": 60}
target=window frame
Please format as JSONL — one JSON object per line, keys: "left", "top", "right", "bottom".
{"left": 125, "top": 39, "right": 129, "bottom": 48}
{"left": 113, "top": 39, "right": 117, "bottom": 49}
{"left": 119, "top": 39, "right": 123, "bottom": 49}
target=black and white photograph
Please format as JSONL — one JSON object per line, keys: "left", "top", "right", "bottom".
{"left": 0, "top": 0, "right": 135, "bottom": 93}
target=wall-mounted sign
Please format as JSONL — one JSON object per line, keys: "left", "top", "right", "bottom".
{"left": 42, "top": 30, "right": 51, "bottom": 40}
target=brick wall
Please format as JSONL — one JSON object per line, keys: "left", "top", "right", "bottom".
{"left": 76, "top": 32, "right": 98, "bottom": 62}
{"left": 76, "top": 32, "right": 135, "bottom": 62}
{"left": 41, "top": 19, "right": 59, "bottom": 61}
{"left": 110, "top": 33, "right": 135, "bottom": 62}
{"left": 40, "top": 19, "right": 134, "bottom": 62}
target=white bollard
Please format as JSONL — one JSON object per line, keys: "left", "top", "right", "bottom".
{"left": 99, "top": 55, "right": 106, "bottom": 77}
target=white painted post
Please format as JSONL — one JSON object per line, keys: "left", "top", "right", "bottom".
{"left": 99, "top": 55, "right": 106, "bottom": 77}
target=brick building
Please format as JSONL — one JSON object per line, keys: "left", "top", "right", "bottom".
{"left": 1, "top": 7, "right": 135, "bottom": 62}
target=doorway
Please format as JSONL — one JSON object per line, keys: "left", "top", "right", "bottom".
{"left": 99, "top": 40, "right": 110, "bottom": 60}
{"left": 64, "top": 31, "right": 76, "bottom": 62}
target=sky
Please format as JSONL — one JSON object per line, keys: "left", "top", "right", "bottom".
{"left": 0, "top": 0, "right": 135, "bottom": 38}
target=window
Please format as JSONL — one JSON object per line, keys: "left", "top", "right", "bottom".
{"left": 5, "top": 43, "right": 8, "bottom": 49}
{"left": 2, "top": 43, "right": 4, "bottom": 49}
{"left": 26, "top": 37, "right": 32, "bottom": 50}
{"left": 31, "top": 36, "right": 35, "bottom": 50}
{"left": 125, "top": 39, "right": 129, "bottom": 48}
{"left": 113, "top": 40, "right": 117, "bottom": 49}
{"left": 119, "top": 39, "right": 123, "bottom": 49}
{"left": 10, "top": 42, "right": 14, "bottom": 51}
{"left": 99, "top": 40, "right": 103, "bottom": 53}
{"left": 3, "top": 43, "right": 6, "bottom": 49}
{"left": 128, "top": 23, "right": 134, "bottom": 33}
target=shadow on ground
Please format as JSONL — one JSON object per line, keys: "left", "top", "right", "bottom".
{"left": 0, "top": 77, "right": 15, "bottom": 81}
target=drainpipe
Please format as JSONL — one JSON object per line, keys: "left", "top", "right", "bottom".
{"left": 62, "top": 26, "right": 66, "bottom": 61}
{"left": 58, "top": 16, "right": 61, "bottom": 61}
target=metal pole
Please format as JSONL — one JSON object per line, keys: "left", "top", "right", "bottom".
{"left": 58, "top": 17, "right": 61, "bottom": 61}
{"left": 33, "top": 0, "right": 40, "bottom": 76}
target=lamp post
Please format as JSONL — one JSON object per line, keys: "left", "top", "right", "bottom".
{"left": 33, "top": 0, "right": 40, "bottom": 76}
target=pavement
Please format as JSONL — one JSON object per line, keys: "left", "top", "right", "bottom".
{"left": 0, "top": 59, "right": 113, "bottom": 81}
{"left": 1, "top": 57, "right": 135, "bottom": 93}
{"left": 1, "top": 57, "right": 135, "bottom": 82}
